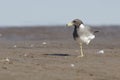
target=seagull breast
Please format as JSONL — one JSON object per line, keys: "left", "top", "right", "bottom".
{"left": 78, "top": 24, "right": 95, "bottom": 45}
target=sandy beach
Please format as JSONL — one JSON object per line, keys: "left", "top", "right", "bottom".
{"left": 0, "top": 26, "right": 120, "bottom": 80}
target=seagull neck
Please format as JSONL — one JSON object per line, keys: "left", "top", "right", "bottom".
{"left": 74, "top": 25, "right": 79, "bottom": 28}
{"left": 74, "top": 26, "right": 77, "bottom": 32}
{"left": 73, "top": 25, "right": 79, "bottom": 40}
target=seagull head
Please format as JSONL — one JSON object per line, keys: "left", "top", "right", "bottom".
{"left": 66, "top": 19, "right": 83, "bottom": 27}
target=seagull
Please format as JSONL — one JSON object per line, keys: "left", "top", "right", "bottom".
{"left": 66, "top": 19, "right": 97, "bottom": 57}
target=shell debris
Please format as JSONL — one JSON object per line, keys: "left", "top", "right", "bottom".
{"left": 30, "top": 44, "right": 34, "bottom": 47}
{"left": 0, "top": 57, "right": 10, "bottom": 62}
{"left": 24, "top": 53, "right": 28, "bottom": 57}
{"left": 5, "top": 58, "right": 10, "bottom": 62}
{"left": 42, "top": 42, "right": 47, "bottom": 45}
{"left": 0, "top": 33, "right": 2, "bottom": 37}
{"left": 13, "top": 45, "right": 17, "bottom": 48}
{"left": 97, "top": 50, "right": 104, "bottom": 54}
{"left": 70, "top": 64, "right": 75, "bottom": 67}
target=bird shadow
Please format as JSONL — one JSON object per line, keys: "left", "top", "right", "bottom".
{"left": 43, "top": 53, "right": 71, "bottom": 57}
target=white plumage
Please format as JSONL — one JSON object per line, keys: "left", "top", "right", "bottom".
{"left": 78, "top": 24, "right": 95, "bottom": 45}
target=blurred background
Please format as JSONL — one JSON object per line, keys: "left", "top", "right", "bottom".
{"left": 0, "top": 0, "right": 120, "bottom": 27}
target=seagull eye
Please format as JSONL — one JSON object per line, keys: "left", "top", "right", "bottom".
{"left": 73, "top": 21, "right": 76, "bottom": 23}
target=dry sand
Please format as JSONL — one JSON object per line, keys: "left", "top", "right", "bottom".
{"left": 0, "top": 26, "right": 120, "bottom": 80}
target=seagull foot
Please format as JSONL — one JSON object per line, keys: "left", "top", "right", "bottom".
{"left": 77, "top": 55, "right": 84, "bottom": 58}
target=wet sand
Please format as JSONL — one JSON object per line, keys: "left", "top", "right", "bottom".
{"left": 0, "top": 26, "right": 120, "bottom": 80}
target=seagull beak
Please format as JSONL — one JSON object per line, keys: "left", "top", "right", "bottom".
{"left": 66, "top": 22, "right": 74, "bottom": 27}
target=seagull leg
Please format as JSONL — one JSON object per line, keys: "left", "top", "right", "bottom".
{"left": 77, "top": 43, "right": 84, "bottom": 58}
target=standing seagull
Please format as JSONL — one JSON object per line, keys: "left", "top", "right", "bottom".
{"left": 66, "top": 19, "right": 95, "bottom": 57}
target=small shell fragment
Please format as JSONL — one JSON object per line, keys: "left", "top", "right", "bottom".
{"left": 97, "top": 50, "right": 104, "bottom": 54}
{"left": 71, "top": 64, "right": 75, "bottom": 67}
{"left": 42, "top": 42, "right": 47, "bottom": 45}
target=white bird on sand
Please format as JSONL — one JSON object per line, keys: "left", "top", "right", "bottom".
{"left": 66, "top": 19, "right": 98, "bottom": 57}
